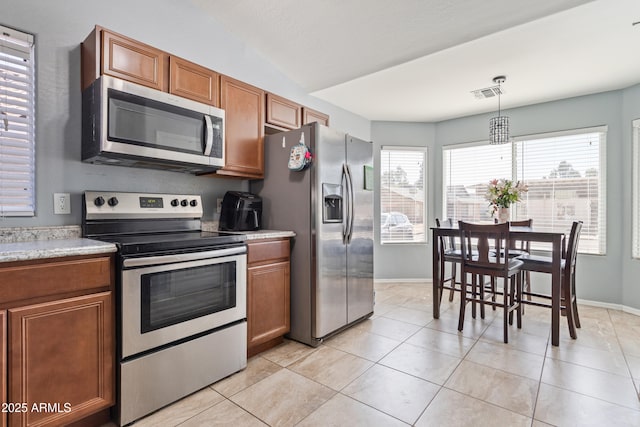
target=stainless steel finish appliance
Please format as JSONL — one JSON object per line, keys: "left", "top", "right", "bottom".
{"left": 82, "top": 75, "right": 225, "bottom": 173}
{"left": 83, "top": 191, "right": 247, "bottom": 426}
{"left": 252, "top": 122, "right": 374, "bottom": 346}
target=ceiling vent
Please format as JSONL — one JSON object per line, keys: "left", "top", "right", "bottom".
{"left": 471, "top": 85, "right": 504, "bottom": 100}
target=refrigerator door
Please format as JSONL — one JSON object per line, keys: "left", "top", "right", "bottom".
{"left": 313, "top": 124, "right": 348, "bottom": 338}
{"left": 345, "top": 135, "right": 374, "bottom": 323}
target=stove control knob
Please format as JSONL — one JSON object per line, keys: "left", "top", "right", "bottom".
{"left": 107, "top": 197, "right": 119, "bottom": 207}
{"left": 94, "top": 196, "right": 105, "bottom": 207}
{"left": 190, "top": 199, "right": 198, "bottom": 207}
{"left": 171, "top": 199, "right": 179, "bottom": 207}
{"left": 181, "top": 199, "right": 188, "bottom": 207}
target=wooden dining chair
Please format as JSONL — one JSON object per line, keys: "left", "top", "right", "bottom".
{"left": 517, "top": 221, "right": 583, "bottom": 339}
{"left": 435, "top": 218, "right": 459, "bottom": 303}
{"left": 458, "top": 221, "right": 523, "bottom": 343}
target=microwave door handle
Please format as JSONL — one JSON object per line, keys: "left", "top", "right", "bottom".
{"left": 203, "top": 115, "right": 214, "bottom": 156}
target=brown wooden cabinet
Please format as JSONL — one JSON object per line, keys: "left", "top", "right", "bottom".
{"left": 302, "top": 107, "right": 330, "bottom": 126}
{"left": 169, "top": 56, "right": 220, "bottom": 107}
{"left": 217, "top": 75, "right": 265, "bottom": 179}
{"left": 0, "top": 254, "right": 115, "bottom": 427}
{"left": 266, "top": 93, "right": 302, "bottom": 130}
{"left": 82, "top": 26, "right": 167, "bottom": 91}
{"left": 247, "top": 239, "right": 291, "bottom": 357}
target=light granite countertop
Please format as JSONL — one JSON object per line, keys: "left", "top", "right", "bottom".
{"left": 0, "top": 238, "right": 117, "bottom": 263}
{"left": 228, "top": 229, "right": 296, "bottom": 240}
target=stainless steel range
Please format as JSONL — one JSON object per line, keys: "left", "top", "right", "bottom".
{"left": 82, "top": 191, "right": 247, "bottom": 426}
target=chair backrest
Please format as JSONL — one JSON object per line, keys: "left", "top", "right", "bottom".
{"left": 565, "top": 221, "right": 583, "bottom": 271}
{"left": 509, "top": 219, "right": 532, "bottom": 251}
{"left": 435, "top": 218, "right": 456, "bottom": 251}
{"left": 458, "top": 221, "right": 510, "bottom": 274}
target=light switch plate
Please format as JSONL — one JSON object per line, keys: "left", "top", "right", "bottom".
{"left": 54, "top": 193, "right": 71, "bottom": 214}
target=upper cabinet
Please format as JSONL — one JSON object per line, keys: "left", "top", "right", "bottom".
{"left": 216, "top": 75, "right": 265, "bottom": 179}
{"left": 169, "top": 56, "right": 220, "bottom": 107}
{"left": 303, "top": 107, "right": 330, "bottom": 127}
{"left": 266, "top": 93, "right": 302, "bottom": 130}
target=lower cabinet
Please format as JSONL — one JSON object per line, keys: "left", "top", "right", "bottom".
{"left": 0, "top": 254, "right": 115, "bottom": 427}
{"left": 247, "top": 239, "right": 291, "bottom": 357}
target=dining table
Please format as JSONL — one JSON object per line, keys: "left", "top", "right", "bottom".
{"left": 431, "top": 224, "right": 565, "bottom": 346}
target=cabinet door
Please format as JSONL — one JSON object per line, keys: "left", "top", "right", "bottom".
{"left": 169, "top": 56, "right": 220, "bottom": 106}
{"left": 302, "top": 107, "right": 330, "bottom": 126}
{"left": 266, "top": 93, "right": 301, "bottom": 130}
{"left": 8, "top": 292, "right": 114, "bottom": 427}
{"left": 247, "top": 261, "right": 290, "bottom": 350}
{"left": 218, "top": 75, "right": 265, "bottom": 178}
{"left": 0, "top": 311, "right": 5, "bottom": 427}
{"left": 102, "top": 29, "right": 166, "bottom": 90}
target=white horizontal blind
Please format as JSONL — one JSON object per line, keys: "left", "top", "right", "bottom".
{"left": 442, "top": 128, "right": 606, "bottom": 255}
{"left": 633, "top": 120, "right": 640, "bottom": 258}
{"left": 380, "top": 147, "right": 427, "bottom": 244}
{"left": 0, "top": 24, "right": 35, "bottom": 216}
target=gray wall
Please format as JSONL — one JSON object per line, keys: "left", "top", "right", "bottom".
{"left": 375, "top": 87, "right": 640, "bottom": 310}
{"left": 1, "top": 0, "right": 370, "bottom": 227}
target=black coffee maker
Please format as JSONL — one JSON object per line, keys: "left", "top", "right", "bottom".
{"left": 219, "top": 191, "right": 263, "bottom": 231}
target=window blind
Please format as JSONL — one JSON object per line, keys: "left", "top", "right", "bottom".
{"left": 0, "top": 24, "right": 35, "bottom": 216}
{"left": 443, "top": 128, "right": 606, "bottom": 255}
{"left": 633, "top": 119, "right": 640, "bottom": 258}
{"left": 380, "top": 147, "right": 427, "bottom": 244}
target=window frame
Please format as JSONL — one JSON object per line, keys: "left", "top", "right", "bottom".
{"left": 0, "top": 24, "right": 36, "bottom": 217}
{"left": 442, "top": 126, "right": 607, "bottom": 255}
{"left": 380, "top": 145, "right": 428, "bottom": 245}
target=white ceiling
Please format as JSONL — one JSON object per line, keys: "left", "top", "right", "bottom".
{"left": 192, "top": 0, "right": 640, "bottom": 122}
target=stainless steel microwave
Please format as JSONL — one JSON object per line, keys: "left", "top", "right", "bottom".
{"left": 82, "top": 75, "right": 225, "bottom": 174}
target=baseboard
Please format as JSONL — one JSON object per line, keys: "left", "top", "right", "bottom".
{"left": 374, "top": 278, "right": 432, "bottom": 284}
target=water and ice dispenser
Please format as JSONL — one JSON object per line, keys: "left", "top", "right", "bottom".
{"left": 322, "top": 183, "right": 343, "bottom": 223}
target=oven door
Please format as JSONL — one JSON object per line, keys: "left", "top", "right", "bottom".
{"left": 120, "top": 246, "right": 246, "bottom": 359}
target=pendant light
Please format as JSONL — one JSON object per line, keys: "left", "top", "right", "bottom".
{"left": 489, "top": 76, "right": 509, "bottom": 144}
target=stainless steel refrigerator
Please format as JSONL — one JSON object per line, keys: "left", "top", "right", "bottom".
{"left": 251, "top": 122, "right": 374, "bottom": 346}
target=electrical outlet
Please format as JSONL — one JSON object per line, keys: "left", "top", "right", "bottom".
{"left": 216, "top": 198, "right": 223, "bottom": 213}
{"left": 53, "top": 193, "right": 71, "bottom": 214}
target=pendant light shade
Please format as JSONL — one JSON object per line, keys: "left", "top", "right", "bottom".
{"left": 489, "top": 76, "right": 509, "bottom": 145}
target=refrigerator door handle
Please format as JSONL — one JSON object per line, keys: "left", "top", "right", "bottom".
{"left": 345, "top": 163, "right": 355, "bottom": 244}
{"left": 342, "top": 163, "right": 350, "bottom": 244}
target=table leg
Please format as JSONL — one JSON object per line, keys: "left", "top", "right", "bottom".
{"left": 551, "top": 235, "right": 562, "bottom": 346}
{"left": 432, "top": 229, "right": 441, "bottom": 319}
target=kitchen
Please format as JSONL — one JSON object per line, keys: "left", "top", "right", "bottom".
{"left": 2, "top": 0, "right": 640, "bottom": 426}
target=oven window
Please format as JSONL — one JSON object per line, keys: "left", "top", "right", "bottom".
{"left": 140, "top": 261, "right": 236, "bottom": 333}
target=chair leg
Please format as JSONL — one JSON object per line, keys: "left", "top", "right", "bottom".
{"left": 458, "top": 274, "right": 467, "bottom": 332}
{"left": 448, "top": 264, "right": 457, "bottom": 302}
{"left": 471, "top": 274, "right": 477, "bottom": 319}
{"left": 571, "top": 272, "right": 581, "bottom": 328}
{"left": 479, "top": 274, "right": 485, "bottom": 319}
{"left": 503, "top": 282, "right": 509, "bottom": 343}
{"left": 564, "top": 274, "right": 578, "bottom": 339}
{"left": 516, "top": 272, "right": 523, "bottom": 329}
{"left": 438, "top": 259, "right": 446, "bottom": 305}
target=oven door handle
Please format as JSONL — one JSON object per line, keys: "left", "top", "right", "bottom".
{"left": 122, "top": 246, "right": 246, "bottom": 268}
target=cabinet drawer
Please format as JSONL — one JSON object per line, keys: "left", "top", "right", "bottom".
{"left": 0, "top": 256, "right": 113, "bottom": 307}
{"left": 247, "top": 239, "right": 290, "bottom": 265}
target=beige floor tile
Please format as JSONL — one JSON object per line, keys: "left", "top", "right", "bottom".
{"left": 618, "top": 333, "right": 640, "bottom": 358}
{"left": 211, "top": 356, "right": 282, "bottom": 397}
{"left": 324, "top": 326, "right": 401, "bottom": 361}
{"left": 230, "top": 369, "right": 334, "bottom": 427}
{"left": 377, "top": 293, "right": 414, "bottom": 306}
{"left": 133, "top": 387, "right": 225, "bottom": 427}
{"left": 373, "top": 301, "right": 401, "bottom": 316}
{"left": 465, "top": 340, "right": 545, "bottom": 380}
{"left": 547, "top": 339, "right": 629, "bottom": 376}
{"left": 415, "top": 388, "right": 531, "bottom": 427}
{"left": 426, "top": 307, "right": 494, "bottom": 340}
{"left": 259, "top": 339, "right": 318, "bottom": 367}
{"left": 399, "top": 296, "right": 433, "bottom": 313}
{"left": 296, "top": 393, "right": 408, "bottom": 427}
{"left": 354, "top": 316, "right": 422, "bottom": 341}
{"left": 445, "top": 360, "right": 539, "bottom": 417}
{"left": 288, "top": 346, "right": 373, "bottom": 390}
{"left": 382, "top": 306, "right": 433, "bottom": 326}
{"left": 535, "top": 383, "right": 640, "bottom": 426}
{"left": 391, "top": 282, "right": 432, "bottom": 298}
{"left": 379, "top": 342, "right": 462, "bottom": 385}
{"left": 406, "top": 326, "right": 476, "bottom": 358}
{"left": 626, "top": 353, "right": 640, "bottom": 380}
{"left": 180, "top": 400, "right": 267, "bottom": 426}
{"left": 342, "top": 364, "right": 440, "bottom": 424}
{"left": 541, "top": 357, "right": 640, "bottom": 410}
{"left": 480, "top": 323, "right": 549, "bottom": 356}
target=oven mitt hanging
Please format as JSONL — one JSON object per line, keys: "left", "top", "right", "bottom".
{"left": 288, "top": 133, "right": 313, "bottom": 171}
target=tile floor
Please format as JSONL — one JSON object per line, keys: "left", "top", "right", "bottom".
{"left": 118, "top": 281, "right": 640, "bottom": 426}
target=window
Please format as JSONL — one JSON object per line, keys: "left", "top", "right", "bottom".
{"left": 0, "top": 25, "right": 35, "bottom": 216}
{"left": 380, "top": 147, "right": 427, "bottom": 244}
{"left": 633, "top": 119, "right": 640, "bottom": 258}
{"left": 443, "top": 127, "right": 606, "bottom": 255}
